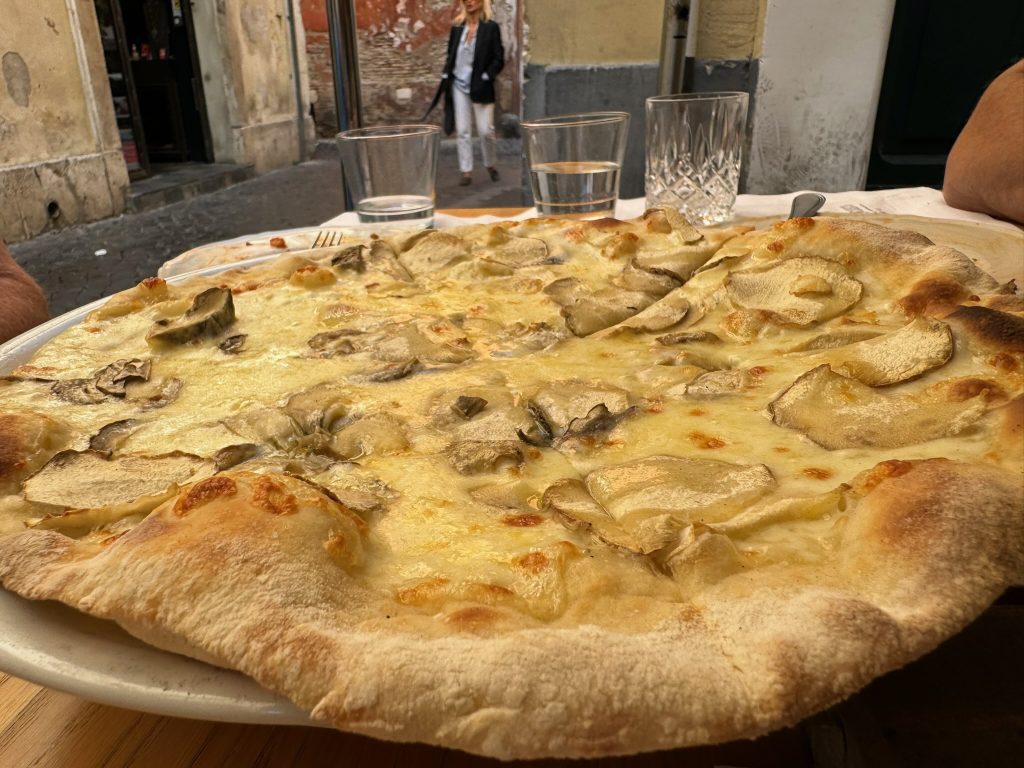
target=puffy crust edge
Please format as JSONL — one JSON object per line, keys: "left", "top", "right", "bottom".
{"left": 0, "top": 459, "right": 1021, "bottom": 758}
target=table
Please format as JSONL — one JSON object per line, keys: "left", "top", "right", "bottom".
{"left": 3, "top": 203, "right": 1022, "bottom": 767}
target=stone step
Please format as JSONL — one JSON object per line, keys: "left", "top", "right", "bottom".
{"left": 127, "top": 163, "right": 256, "bottom": 214}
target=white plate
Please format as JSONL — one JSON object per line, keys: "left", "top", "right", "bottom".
{"left": 0, "top": 256, "right": 314, "bottom": 724}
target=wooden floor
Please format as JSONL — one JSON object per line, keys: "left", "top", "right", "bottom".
{"left": 0, "top": 602, "right": 1020, "bottom": 767}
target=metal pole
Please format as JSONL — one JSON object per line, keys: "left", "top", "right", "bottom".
{"left": 326, "top": 0, "right": 363, "bottom": 132}
{"left": 657, "top": 0, "right": 698, "bottom": 94}
{"left": 284, "top": 0, "right": 307, "bottom": 162}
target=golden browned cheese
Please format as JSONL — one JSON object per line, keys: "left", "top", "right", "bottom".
{"left": 0, "top": 214, "right": 1020, "bottom": 760}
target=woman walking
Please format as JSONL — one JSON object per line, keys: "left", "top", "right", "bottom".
{"left": 443, "top": 0, "right": 504, "bottom": 186}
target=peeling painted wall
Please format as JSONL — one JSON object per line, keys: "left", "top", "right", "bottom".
{"left": 748, "top": 0, "right": 896, "bottom": 193}
{"left": 197, "top": 0, "right": 315, "bottom": 172}
{"left": 0, "top": 0, "right": 128, "bottom": 243}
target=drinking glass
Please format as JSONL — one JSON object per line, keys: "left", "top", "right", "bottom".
{"left": 521, "top": 112, "right": 630, "bottom": 219}
{"left": 645, "top": 92, "right": 749, "bottom": 225}
{"left": 337, "top": 124, "right": 440, "bottom": 226}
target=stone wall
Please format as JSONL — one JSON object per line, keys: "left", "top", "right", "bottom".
{"left": 0, "top": 0, "right": 128, "bottom": 243}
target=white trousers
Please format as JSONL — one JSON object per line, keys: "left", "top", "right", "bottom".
{"left": 453, "top": 87, "right": 496, "bottom": 173}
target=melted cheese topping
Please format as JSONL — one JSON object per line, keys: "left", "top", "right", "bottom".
{"left": 1, "top": 215, "right": 1020, "bottom": 629}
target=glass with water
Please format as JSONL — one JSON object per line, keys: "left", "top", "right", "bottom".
{"left": 522, "top": 113, "right": 630, "bottom": 219}
{"left": 337, "top": 125, "right": 440, "bottom": 227}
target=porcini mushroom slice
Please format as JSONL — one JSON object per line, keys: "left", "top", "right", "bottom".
{"left": 669, "top": 368, "right": 758, "bottom": 399}
{"left": 51, "top": 378, "right": 107, "bottom": 405}
{"left": 822, "top": 317, "right": 953, "bottom": 386}
{"left": 657, "top": 330, "right": 722, "bottom": 346}
{"left": 308, "top": 329, "right": 364, "bottom": 358}
{"left": 219, "top": 334, "right": 247, "bottom": 354}
{"left": 768, "top": 364, "right": 988, "bottom": 449}
{"left": 214, "top": 443, "right": 261, "bottom": 470}
{"left": 130, "top": 377, "right": 183, "bottom": 410}
{"left": 452, "top": 395, "right": 488, "bottom": 419}
{"left": 88, "top": 419, "right": 138, "bottom": 454}
{"left": 615, "top": 260, "right": 681, "bottom": 296}
{"left": 541, "top": 478, "right": 676, "bottom": 555}
{"left": 330, "top": 415, "right": 409, "bottom": 459}
{"left": 543, "top": 277, "right": 587, "bottom": 307}
{"left": 445, "top": 440, "right": 523, "bottom": 474}
{"left": 561, "top": 404, "right": 639, "bottom": 442}
{"left": 532, "top": 383, "right": 631, "bottom": 434}
{"left": 397, "top": 231, "right": 471, "bottom": 276}
{"left": 147, "top": 287, "right": 236, "bottom": 344}
{"left": 562, "top": 288, "right": 657, "bottom": 337}
{"left": 284, "top": 384, "right": 351, "bottom": 433}
{"left": 365, "top": 359, "right": 422, "bottom": 382}
{"left": 585, "top": 455, "right": 776, "bottom": 527}
{"left": 643, "top": 207, "right": 704, "bottom": 243}
{"left": 602, "top": 291, "right": 690, "bottom": 335}
{"left": 23, "top": 449, "right": 213, "bottom": 512}
{"left": 94, "top": 359, "right": 151, "bottom": 396}
{"left": 725, "top": 257, "right": 862, "bottom": 325}
{"left": 632, "top": 246, "right": 710, "bottom": 283}
{"left": 371, "top": 321, "right": 475, "bottom": 364}
{"left": 225, "top": 408, "right": 305, "bottom": 451}
{"left": 786, "top": 326, "right": 883, "bottom": 351}
{"left": 479, "top": 235, "right": 551, "bottom": 269}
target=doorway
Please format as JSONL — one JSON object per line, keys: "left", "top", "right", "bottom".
{"left": 94, "top": 0, "right": 214, "bottom": 179}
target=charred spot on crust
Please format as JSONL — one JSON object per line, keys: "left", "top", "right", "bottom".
{"left": 250, "top": 475, "right": 299, "bottom": 516}
{"left": 175, "top": 476, "right": 238, "bottom": 516}
{"left": 502, "top": 513, "right": 544, "bottom": 527}
{"left": 947, "top": 304, "right": 1024, "bottom": 353}
{"left": 898, "top": 274, "right": 969, "bottom": 317}
{"left": 945, "top": 378, "right": 1005, "bottom": 403}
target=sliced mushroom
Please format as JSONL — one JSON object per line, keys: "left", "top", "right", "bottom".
{"left": 397, "top": 231, "right": 471, "bottom": 276}
{"left": 585, "top": 455, "right": 776, "bottom": 526}
{"left": 329, "top": 414, "right": 409, "bottom": 459}
{"left": 656, "top": 330, "right": 722, "bottom": 346}
{"left": 561, "top": 403, "right": 639, "bottom": 443}
{"left": 88, "top": 420, "right": 138, "bottom": 454}
{"left": 614, "top": 260, "right": 682, "bottom": 296}
{"left": 643, "top": 207, "right": 704, "bottom": 243}
{"left": 823, "top": 317, "right": 953, "bottom": 386}
{"left": 284, "top": 383, "right": 351, "bottom": 433}
{"left": 330, "top": 244, "right": 367, "bottom": 272}
{"left": 661, "top": 523, "right": 746, "bottom": 590}
{"left": 130, "top": 377, "right": 183, "bottom": 410}
{"left": 490, "top": 321, "right": 566, "bottom": 357}
{"left": 531, "top": 383, "right": 631, "bottom": 435}
{"left": 219, "top": 334, "right": 247, "bottom": 354}
{"left": 308, "top": 329, "right": 364, "bottom": 358}
{"left": 669, "top": 368, "right": 759, "bottom": 399}
{"left": 51, "top": 378, "right": 107, "bottom": 405}
{"left": 452, "top": 395, "right": 488, "bottom": 419}
{"left": 213, "top": 443, "right": 261, "bottom": 470}
{"left": 543, "top": 277, "right": 587, "bottom": 307}
{"left": 602, "top": 291, "right": 689, "bottom": 335}
{"left": 478, "top": 235, "right": 552, "bottom": 270}
{"left": 364, "top": 239, "right": 414, "bottom": 281}
{"left": 365, "top": 359, "right": 422, "bottom": 383}
{"left": 23, "top": 449, "right": 213, "bottom": 512}
{"left": 786, "top": 326, "right": 883, "bottom": 351}
{"left": 562, "top": 288, "right": 657, "bottom": 337}
{"left": 445, "top": 439, "right": 523, "bottom": 474}
{"left": 371, "top": 321, "right": 475, "bottom": 364}
{"left": 224, "top": 408, "right": 305, "bottom": 451}
{"left": 94, "top": 359, "right": 151, "bottom": 396}
{"left": 542, "top": 478, "right": 676, "bottom": 554}
{"left": 767, "top": 364, "right": 988, "bottom": 449}
{"left": 725, "top": 257, "right": 862, "bottom": 325}
{"left": 147, "top": 287, "right": 236, "bottom": 344}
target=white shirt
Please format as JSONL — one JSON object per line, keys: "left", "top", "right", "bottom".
{"left": 453, "top": 25, "right": 476, "bottom": 95}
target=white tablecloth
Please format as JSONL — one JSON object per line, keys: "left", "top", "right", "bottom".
{"left": 320, "top": 187, "right": 1021, "bottom": 234}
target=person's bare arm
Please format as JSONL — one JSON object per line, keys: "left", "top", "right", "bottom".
{"left": 0, "top": 241, "right": 49, "bottom": 343}
{"left": 943, "top": 61, "right": 1024, "bottom": 224}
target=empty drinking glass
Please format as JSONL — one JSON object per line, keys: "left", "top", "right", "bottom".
{"left": 337, "top": 124, "right": 441, "bottom": 226}
{"left": 522, "top": 112, "right": 630, "bottom": 219}
{"left": 645, "top": 92, "right": 749, "bottom": 225}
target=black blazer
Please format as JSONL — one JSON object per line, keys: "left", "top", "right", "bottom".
{"left": 442, "top": 20, "right": 504, "bottom": 104}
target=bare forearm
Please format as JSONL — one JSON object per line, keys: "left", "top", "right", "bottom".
{"left": 0, "top": 246, "right": 49, "bottom": 343}
{"left": 943, "top": 62, "right": 1024, "bottom": 224}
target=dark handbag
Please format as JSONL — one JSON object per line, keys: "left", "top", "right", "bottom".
{"left": 424, "top": 77, "right": 455, "bottom": 136}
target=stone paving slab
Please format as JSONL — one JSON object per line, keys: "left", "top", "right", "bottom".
{"left": 10, "top": 144, "right": 523, "bottom": 317}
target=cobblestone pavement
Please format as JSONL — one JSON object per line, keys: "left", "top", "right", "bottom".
{"left": 10, "top": 141, "right": 524, "bottom": 317}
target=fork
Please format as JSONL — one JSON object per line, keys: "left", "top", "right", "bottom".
{"left": 310, "top": 229, "right": 347, "bottom": 249}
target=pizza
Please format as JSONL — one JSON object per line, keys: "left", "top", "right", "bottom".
{"left": 0, "top": 210, "right": 1020, "bottom": 759}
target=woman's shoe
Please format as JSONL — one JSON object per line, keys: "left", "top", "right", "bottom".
{"left": 487, "top": 167, "right": 500, "bottom": 182}
{"left": 459, "top": 173, "right": 472, "bottom": 186}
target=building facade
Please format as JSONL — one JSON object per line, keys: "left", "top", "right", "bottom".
{"left": 0, "top": 0, "right": 314, "bottom": 244}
